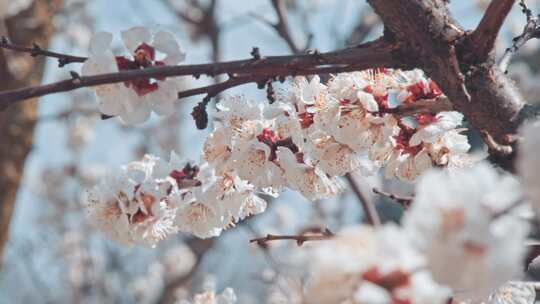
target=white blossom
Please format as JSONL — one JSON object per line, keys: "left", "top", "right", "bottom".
{"left": 276, "top": 146, "right": 343, "bottom": 201}
{"left": 304, "top": 224, "right": 451, "bottom": 304}
{"left": 82, "top": 27, "right": 185, "bottom": 124}
{"left": 409, "top": 111, "right": 464, "bottom": 146}
{"left": 85, "top": 157, "right": 178, "bottom": 247}
{"left": 404, "top": 163, "right": 530, "bottom": 302}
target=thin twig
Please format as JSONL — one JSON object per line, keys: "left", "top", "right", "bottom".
{"left": 499, "top": 0, "right": 540, "bottom": 72}
{"left": 251, "top": 0, "right": 308, "bottom": 54}
{"left": 0, "top": 36, "right": 87, "bottom": 67}
{"left": 372, "top": 188, "right": 413, "bottom": 209}
{"left": 270, "top": 0, "right": 301, "bottom": 53}
{"left": 492, "top": 198, "right": 526, "bottom": 219}
{"left": 249, "top": 228, "right": 334, "bottom": 246}
{"left": 480, "top": 129, "right": 513, "bottom": 156}
{"left": 345, "top": 173, "right": 381, "bottom": 226}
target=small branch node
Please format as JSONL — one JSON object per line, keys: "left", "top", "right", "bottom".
{"left": 191, "top": 97, "right": 210, "bottom": 130}
{"left": 266, "top": 80, "right": 276, "bottom": 104}
{"left": 69, "top": 71, "right": 81, "bottom": 84}
{"left": 372, "top": 188, "right": 413, "bottom": 208}
{"left": 249, "top": 228, "right": 334, "bottom": 246}
{"left": 30, "top": 43, "right": 41, "bottom": 57}
{"left": 480, "top": 130, "right": 514, "bottom": 156}
{"left": 250, "top": 47, "right": 262, "bottom": 60}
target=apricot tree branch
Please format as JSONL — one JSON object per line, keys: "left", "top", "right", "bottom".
{"left": 499, "top": 0, "right": 540, "bottom": 73}
{"left": 467, "top": 0, "right": 516, "bottom": 63}
{"left": 372, "top": 188, "right": 413, "bottom": 209}
{"left": 480, "top": 129, "right": 514, "bottom": 156}
{"left": 366, "top": 0, "right": 527, "bottom": 171}
{"left": 269, "top": 0, "right": 301, "bottom": 53}
{"left": 0, "top": 36, "right": 87, "bottom": 67}
{"left": 0, "top": 38, "right": 403, "bottom": 109}
{"left": 251, "top": 0, "right": 310, "bottom": 54}
{"left": 250, "top": 228, "right": 334, "bottom": 246}
{"left": 0, "top": 0, "right": 536, "bottom": 172}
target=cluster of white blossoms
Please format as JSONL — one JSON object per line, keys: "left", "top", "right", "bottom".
{"left": 77, "top": 26, "right": 540, "bottom": 303}
{"left": 303, "top": 162, "right": 531, "bottom": 303}
{"left": 85, "top": 59, "right": 476, "bottom": 245}
{"left": 202, "top": 69, "right": 471, "bottom": 202}
{"left": 85, "top": 152, "right": 267, "bottom": 245}
{"left": 405, "top": 163, "right": 530, "bottom": 302}
{"left": 82, "top": 27, "right": 185, "bottom": 123}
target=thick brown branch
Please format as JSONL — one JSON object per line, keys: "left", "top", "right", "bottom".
{"left": 0, "top": 38, "right": 403, "bottom": 108}
{"left": 467, "top": 0, "right": 516, "bottom": 63}
{"left": 0, "top": 36, "right": 87, "bottom": 66}
{"left": 345, "top": 173, "right": 381, "bottom": 226}
{"left": 250, "top": 228, "right": 334, "bottom": 246}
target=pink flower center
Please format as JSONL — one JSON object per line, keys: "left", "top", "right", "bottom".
{"left": 256, "top": 128, "right": 279, "bottom": 146}
{"left": 169, "top": 163, "right": 200, "bottom": 189}
{"left": 394, "top": 123, "right": 423, "bottom": 155}
{"left": 363, "top": 85, "right": 389, "bottom": 111}
{"left": 362, "top": 267, "right": 412, "bottom": 304}
{"left": 256, "top": 128, "right": 301, "bottom": 162}
{"left": 115, "top": 43, "right": 166, "bottom": 96}
{"left": 415, "top": 113, "right": 438, "bottom": 125}
{"left": 404, "top": 80, "right": 443, "bottom": 104}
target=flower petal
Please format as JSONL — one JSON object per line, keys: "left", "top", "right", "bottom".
{"left": 121, "top": 26, "right": 152, "bottom": 53}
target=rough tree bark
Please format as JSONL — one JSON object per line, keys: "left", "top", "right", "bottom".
{"left": 0, "top": 0, "right": 60, "bottom": 266}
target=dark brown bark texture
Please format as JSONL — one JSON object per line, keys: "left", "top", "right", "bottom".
{"left": 0, "top": 0, "right": 60, "bottom": 265}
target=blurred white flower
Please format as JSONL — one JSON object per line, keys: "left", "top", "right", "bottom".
{"left": 518, "top": 120, "right": 540, "bottom": 216}
{"left": 129, "top": 262, "right": 165, "bottom": 304}
{"left": 0, "top": 0, "right": 32, "bottom": 19}
{"left": 67, "top": 116, "right": 95, "bottom": 150}
{"left": 404, "top": 163, "right": 530, "bottom": 302}
{"left": 162, "top": 244, "right": 197, "bottom": 281}
{"left": 304, "top": 224, "right": 451, "bottom": 304}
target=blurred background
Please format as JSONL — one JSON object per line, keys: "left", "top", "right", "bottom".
{"left": 0, "top": 0, "right": 539, "bottom": 303}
